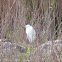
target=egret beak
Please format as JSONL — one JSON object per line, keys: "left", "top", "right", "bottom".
{"left": 21, "top": 25, "right": 24, "bottom": 28}
{"left": 21, "top": 26, "right": 26, "bottom": 30}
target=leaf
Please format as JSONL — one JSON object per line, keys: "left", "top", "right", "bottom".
{"left": 27, "top": 47, "right": 29, "bottom": 53}
{"left": 54, "top": 0, "right": 56, "bottom": 8}
{"left": 50, "top": 0, "right": 53, "bottom": 5}
{"left": 7, "top": 30, "right": 12, "bottom": 39}
{"left": 32, "top": 0, "right": 34, "bottom": 4}
{"left": 25, "top": 0, "right": 27, "bottom": 9}
{"left": 28, "top": 12, "right": 31, "bottom": 21}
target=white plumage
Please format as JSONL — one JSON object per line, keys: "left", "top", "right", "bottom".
{"left": 25, "top": 24, "right": 36, "bottom": 43}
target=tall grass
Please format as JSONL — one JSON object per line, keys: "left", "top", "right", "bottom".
{"left": 0, "top": 0, "right": 62, "bottom": 62}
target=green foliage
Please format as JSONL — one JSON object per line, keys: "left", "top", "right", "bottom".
{"left": 44, "top": 50, "right": 46, "bottom": 56}
{"left": 27, "top": 47, "right": 29, "bottom": 53}
{"left": 27, "top": 46, "right": 34, "bottom": 61}
{"left": 25, "top": 0, "right": 27, "bottom": 9}
{"left": 28, "top": 12, "right": 31, "bottom": 21}
{"left": 27, "top": 47, "right": 29, "bottom": 60}
{"left": 7, "top": 30, "right": 12, "bottom": 39}
{"left": 17, "top": 53, "right": 24, "bottom": 62}
{"left": 60, "top": 57, "right": 62, "bottom": 61}
{"left": 54, "top": 0, "right": 56, "bottom": 8}
{"left": 42, "top": 40, "right": 45, "bottom": 44}
{"left": 50, "top": 0, "right": 53, "bottom": 5}
{"left": 31, "top": 0, "right": 34, "bottom": 9}
{"left": 32, "top": 0, "right": 34, "bottom": 4}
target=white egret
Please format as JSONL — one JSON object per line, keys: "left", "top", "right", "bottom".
{"left": 25, "top": 24, "right": 36, "bottom": 43}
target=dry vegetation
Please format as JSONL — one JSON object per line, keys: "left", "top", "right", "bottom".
{"left": 0, "top": 0, "right": 62, "bottom": 62}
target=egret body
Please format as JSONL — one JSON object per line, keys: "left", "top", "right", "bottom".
{"left": 25, "top": 24, "right": 36, "bottom": 43}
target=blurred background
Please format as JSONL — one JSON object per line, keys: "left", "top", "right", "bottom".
{"left": 0, "top": 0, "right": 62, "bottom": 62}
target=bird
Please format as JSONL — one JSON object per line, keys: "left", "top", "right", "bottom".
{"left": 24, "top": 24, "right": 36, "bottom": 43}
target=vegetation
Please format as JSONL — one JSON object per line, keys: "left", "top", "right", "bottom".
{"left": 0, "top": 0, "right": 62, "bottom": 62}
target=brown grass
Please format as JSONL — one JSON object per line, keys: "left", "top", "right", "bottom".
{"left": 0, "top": 0, "right": 62, "bottom": 62}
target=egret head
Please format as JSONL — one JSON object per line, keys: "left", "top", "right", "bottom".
{"left": 25, "top": 24, "right": 31, "bottom": 29}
